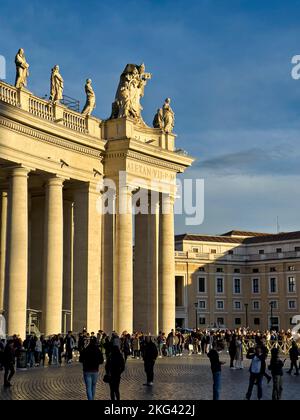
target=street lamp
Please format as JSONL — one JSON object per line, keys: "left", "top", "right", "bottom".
{"left": 269, "top": 302, "right": 274, "bottom": 331}
{"left": 244, "top": 303, "right": 249, "bottom": 328}
{"left": 194, "top": 302, "right": 198, "bottom": 330}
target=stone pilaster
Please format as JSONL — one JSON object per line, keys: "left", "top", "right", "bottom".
{"left": 0, "top": 191, "right": 8, "bottom": 313}
{"left": 159, "top": 193, "right": 175, "bottom": 334}
{"left": 101, "top": 203, "right": 115, "bottom": 333}
{"left": 73, "top": 184, "right": 102, "bottom": 333}
{"left": 114, "top": 186, "right": 133, "bottom": 334}
{"left": 43, "top": 176, "right": 64, "bottom": 336}
{"left": 7, "top": 167, "right": 30, "bottom": 338}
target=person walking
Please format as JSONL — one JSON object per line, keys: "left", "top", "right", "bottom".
{"left": 234, "top": 336, "right": 243, "bottom": 370}
{"left": 46, "top": 336, "right": 53, "bottom": 365}
{"left": 157, "top": 332, "right": 165, "bottom": 358}
{"left": 287, "top": 340, "right": 299, "bottom": 376}
{"left": 0, "top": 339, "right": 5, "bottom": 370}
{"left": 268, "top": 348, "right": 284, "bottom": 400}
{"left": 52, "top": 335, "right": 60, "bottom": 366}
{"left": 143, "top": 336, "right": 158, "bottom": 387}
{"left": 105, "top": 346, "right": 125, "bottom": 401}
{"left": 245, "top": 346, "right": 265, "bottom": 401}
{"left": 132, "top": 334, "right": 141, "bottom": 359}
{"left": 122, "top": 333, "right": 131, "bottom": 364}
{"left": 24, "top": 334, "right": 36, "bottom": 368}
{"left": 167, "top": 330, "right": 175, "bottom": 357}
{"left": 40, "top": 336, "right": 47, "bottom": 366}
{"left": 34, "top": 337, "right": 42, "bottom": 367}
{"left": 207, "top": 348, "right": 225, "bottom": 400}
{"left": 65, "top": 331, "right": 76, "bottom": 364}
{"left": 229, "top": 335, "right": 237, "bottom": 369}
{"left": 80, "top": 336, "right": 104, "bottom": 400}
{"left": 261, "top": 339, "right": 272, "bottom": 383}
{"left": 3, "top": 340, "right": 16, "bottom": 388}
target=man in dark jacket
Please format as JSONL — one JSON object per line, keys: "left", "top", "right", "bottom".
{"left": 207, "top": 348, "right": 225, "bottom": 400}
{"left": 287, "top": 340, "right": 299, "bottom": 375}
{"left": 3, "top": 340, "right": 16, "bottom": 387}
{"left": 65, "top": 331, "right": 76, "bottom": 364}
{"left": 261, "top": 339, "right": 272, "bottom": 383}
{"left": 143, "top": 336, "right": 158, "bottom": 386}
{"left": 80, "top": 336, "right": 104, "bottom": 400}
{"left": 268, "top": 348, "right": 285, "bottom": 400}
{"left": 0, "top": 339, "right": 4, "bottom": 370}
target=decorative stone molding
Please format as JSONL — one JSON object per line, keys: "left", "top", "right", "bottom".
{"left": 105, "top": 150, "right": 185, "bottom": 173}
{"left": 0, "top": 116, "right": 103, "bottom": 159}
{"left": 127, "top": 150, "right": 184, "bottom": 172}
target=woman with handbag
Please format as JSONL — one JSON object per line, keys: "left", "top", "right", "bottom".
{"left": 80, "top": 336, "right": 104, "bottom": 400}
{"left": 105, "top": 346, "right": 125, "bottom": 401}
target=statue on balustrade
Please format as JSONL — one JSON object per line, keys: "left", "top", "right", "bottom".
{"left": 163, "top": 98, "right": 175, "bottom": 133}
{"left": 15, "top": 49, "right": 29, "bottom": 89}
{"left": 110, "top": 63, "right": 152, "bottom": 124}
{"left": 153, "top": 108, "right": 164, "bottom": 129}
{"left": 81, "top": 79, "right": 96, "bottom": 116}
{"left": 153, "top": 98, "right": 175, "bottom": 133}
{"left": 50, "top": 65, "right": 64, "bottom": 103}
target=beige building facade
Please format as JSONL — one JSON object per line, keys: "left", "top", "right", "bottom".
{"left": 0, "top": 67, "right": 193, "bottom": 338}
{"left": 175, "top": 231, "right": 300, "bottom": 331}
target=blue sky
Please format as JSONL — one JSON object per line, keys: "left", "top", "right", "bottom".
{"left": 1, "top": 0, "right": 300, "bottom": 234}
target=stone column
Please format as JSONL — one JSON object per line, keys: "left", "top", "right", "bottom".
{"left": 43, "top": 177, "right": 64, "bottom": 336}
{"left": 114, "top": 186, "right": 133, "bottom": 334}
{"left": 0, "top": 191, "right": 8, "bottom": 313}
{"left": 159, "top": 193, "right": 175, "bottom": 334}
{"left": 134, "top": 193, "right": 159, "bottom": 335}
{"left": 63, "top": 200, "right": 73, "bottom": 333}
{"left": 29, "top": 195, "right": 45, "bottom": 313}
{"left": 6, "top": 167, "right": 30, "bottom": 338}
{"left": 73, "top": 184, "right": 102, "bottom": 333}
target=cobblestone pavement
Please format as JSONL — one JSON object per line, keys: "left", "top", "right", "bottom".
{"left": 0, "top": 354, "right": 299, "bottom": 400}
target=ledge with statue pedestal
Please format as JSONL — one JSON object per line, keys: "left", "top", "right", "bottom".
{"left": 0, "top": 53, "right": 194, "bottom": 338}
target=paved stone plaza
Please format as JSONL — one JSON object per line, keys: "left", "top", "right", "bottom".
{"left": 0, "top": 355, "right": 299, "bottom": 401}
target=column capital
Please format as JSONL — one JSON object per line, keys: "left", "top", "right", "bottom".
{"left": 161, "top": 193, "right": 175, "bottom": 214}
{"left": 120, "top": 184, "right": 137, "bottom": 195}
{"left": 118, "top": 185, "right": 134, "bottom": 215}
{"left": 45, "top": 176, "right": 65, "bottom": 187}
{"left": 161, "top": 192, "right": 176, "bottom": 203}
{"left": 73, "top": 181, "right": 104, "bottom": 197}
{"left": 9, "top": 165, "right": 32, "bottom": 178}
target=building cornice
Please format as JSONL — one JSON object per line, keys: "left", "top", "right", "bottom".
{"left": 104, "top": 149, "right": 186, "bottom": 173}
{"left": 0, "top": 115, "right": 104, "bottom": 159}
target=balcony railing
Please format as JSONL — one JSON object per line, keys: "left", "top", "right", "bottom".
{"left": 175, "top": 250, "right": 300, "bottom": 262}
{"left": 63, "top": 108, "right": 87, "bottom": 133}
{"left": 29, "top": 96, "right": 54, "bottom": 121}
{"left": 0, "top": 82, "right": 18, "bottom": 106}
{"left": 0, "top": 80, "right": 101, "bottom": 138}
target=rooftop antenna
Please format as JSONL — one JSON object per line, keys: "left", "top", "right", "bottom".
{"left": 276, "top": 216, "right": 280, "bottom": 234}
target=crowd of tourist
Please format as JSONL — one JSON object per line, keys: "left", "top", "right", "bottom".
{"left": 0, "top": 327, "right": 299, "bottom": 400}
